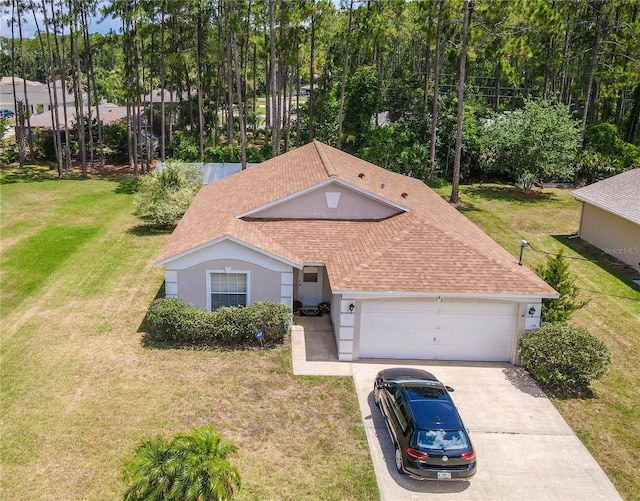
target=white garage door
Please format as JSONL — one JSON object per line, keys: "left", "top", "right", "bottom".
{"left": 358, "top": 300, "right": 516, "bottom": 361}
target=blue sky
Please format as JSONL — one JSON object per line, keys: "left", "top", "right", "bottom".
{"left": 1, "top": 0, "right": 346, "bottom": 40}
{"left": 0, "top": 5, "right": 122, "bottom": 39}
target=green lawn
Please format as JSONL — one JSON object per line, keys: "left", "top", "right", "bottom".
{"left": 2, "top": 170, "right": 638, "bottom": 500}
{"left": 434, "top": 183, "right": 640, "bottom": 500}
{"left": 0, "top": 168, "right": 377, "bottom": 500}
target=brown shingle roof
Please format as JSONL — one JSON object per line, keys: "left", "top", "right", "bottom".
{"left": 571, "top": 169, "right": 640, "bottom": 225}
{"left": 156, "top": 141, "right": 556, "bottom": 297}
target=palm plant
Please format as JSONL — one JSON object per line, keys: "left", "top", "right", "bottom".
{"left": 169, "top": 427, "right": 241, "bottom": 501}
{"left": 123, "top": 435, "right": 177, "bottom": 500}
{"left": 123, "top": 426, "right": 240, "bottom": 501}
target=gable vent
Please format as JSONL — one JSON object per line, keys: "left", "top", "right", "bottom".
{"left": 358, "top": 173, "right": 365, "bottom": 178}
{"left": 401, "top": 192, "right": 408, "bottom": 198}
{"left": 325, "top": 191, "right": 341, "bottom": 209}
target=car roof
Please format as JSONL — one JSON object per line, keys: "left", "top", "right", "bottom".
{"left": 377, "top": 367, "right": 438, "bottom": 382}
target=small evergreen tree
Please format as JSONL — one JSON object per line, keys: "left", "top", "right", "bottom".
{"left": 535, "top": 252, "right": 588, "bottom": 323}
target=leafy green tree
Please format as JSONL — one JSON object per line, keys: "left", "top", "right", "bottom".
{"left": 123, "top": 426, "right": 240, "bottom": 501}
{"left": 342, "top": 65, "right": 382, "bottom": 149}
{"left": 485, "top": 99, "right": 580, "bottom": 194}
{"left": 535, "top": 252, "right": 588, "bottom": 323}
{"left": 583, "top": 123, "right": 640, "bottom": 170}
{"left": 134, "top": 163, "right": 202, "bottom": 228}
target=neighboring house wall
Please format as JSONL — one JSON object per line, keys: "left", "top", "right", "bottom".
{"left": 579, "top": 204, "right": 640, "bottom": 269}
{"left": 163, "top": 239, "right": 294, "bottom": 310}
{"left": 249, "top": 184, "right": 401, "bottom": 220}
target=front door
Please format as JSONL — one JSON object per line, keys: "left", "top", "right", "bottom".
{"left": 297, "top": 266, "right": 323, "bottom": 305}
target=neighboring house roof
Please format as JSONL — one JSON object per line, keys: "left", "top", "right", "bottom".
{"left": 571, "top": 169, "right": 640, "bottom": 225}
{"left": 0, "top": 76, "right": 78, "bottom": 108}
{"left": 140, "top": 88, "right": 190, "bottom": 103}
{"left": 156, "top": 141, "right": 557, "bottom": 298}
{"left": 27, "top": 104, "right": 129, "bottom": 129}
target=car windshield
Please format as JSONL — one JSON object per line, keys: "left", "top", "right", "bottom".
{"left": 404, "top": 385, "right": 448, "bottom": 401}
{"left": 416, "top": 429, "right": 470, "bottom": 451}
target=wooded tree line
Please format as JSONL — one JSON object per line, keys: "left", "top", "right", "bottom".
{"left": 2, "top": 0, "right": 639, "bottom": 187}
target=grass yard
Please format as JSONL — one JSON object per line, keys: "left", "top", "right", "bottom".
{"left": 433, "top": 183, "right": 640, "bottom": 500}
{"left": 0, "top": 167, "right": 378, "bottom": 500}
{"left": 2, "top": 166, "right": 638, "bottom": 501}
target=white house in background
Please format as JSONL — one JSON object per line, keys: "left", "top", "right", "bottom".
{"left": 27, "top": 103, "right": 129, "bottom": 131}
{"left": 154, "top": 141, "right": 558, "bottom": 363}
{"left": 0, "top": 76, "right": 83, "bottom": 116}
{"left": 571, "top": 169, "right": 640, "bottom": 271}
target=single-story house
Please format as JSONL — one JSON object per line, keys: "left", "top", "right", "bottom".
{"left": 27, "top": 103, "right": 129, "bottom": 131}
{"left": 155, "top": 141, "right": 557, "bottom": 363}
{"left": 571, "top": 169, "right": 640, "bottom": 271}
{"left": 0, "top": 76, "right": 82, "bottom": 116}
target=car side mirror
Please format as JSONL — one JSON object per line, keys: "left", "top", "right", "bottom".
{"left": 445, "top": 386, "right": 455, "bottom": 392}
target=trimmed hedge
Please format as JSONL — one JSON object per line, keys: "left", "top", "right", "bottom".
{"left": 519, "top": 323, "right": 611, "bottom": 391}
{"left": 144, "top": 298, "right": 292, "bottom": 347}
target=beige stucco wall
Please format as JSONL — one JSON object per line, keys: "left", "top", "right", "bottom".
{"left": 580, "top": 204, "right": 640, "bottom": 269}
{"left": 163, "top": 239, "right": 294, "bottom": 310}
{"left": 251, "top": 183, "right": 401, "bottom": 220}
{"left": 176, "top": 259, "right": 284, "bottom": 310}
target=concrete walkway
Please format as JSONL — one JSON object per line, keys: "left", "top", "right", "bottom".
{"left": 290, "top": 315, "right": 622, "bottom": 501}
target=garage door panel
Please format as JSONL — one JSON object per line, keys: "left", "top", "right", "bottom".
{"left": 359, "top": 300, "right": 515, "bottom": 362}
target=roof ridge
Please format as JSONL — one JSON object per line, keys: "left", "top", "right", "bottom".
{"left": 313, "top": 140, "right": 337, "bottom": 178}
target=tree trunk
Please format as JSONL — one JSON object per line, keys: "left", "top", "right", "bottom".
{"left": 269, "top": 0, "right": 278, "bottom": 156}
{"left": 71, "top": 19, "right": 87, "bottom": 178}
{"left": 160, "top": 2, "right": 166, "bottom": 162}
{"left": 81, "top": 7, "right": 104, "bottom": 168}
{"left": 337, "top": 0, "right": 354, "bottom": 149}
{"left": 17, "top": 2, "right": 34, "bottom": 161}
{"left": 36, "top": 0, "right": 63, "bottom": 176}
{"left": 423, "top": 4, "right": 433, "bottom": 106}
{"left": 581, "top": 2, "right": 605, "bottom": 136}
{"left": 450, "top": 0, "right": 471, "bottom": 205}
{"left": 308, "top": 4, "right": 315, "bottom": 142}
{"left": 195, "top": 13, "right": 206, "bottom": 159}
{"left": 229, "top": 0, "right": 247, "bottom": 169}
{"left": 429, "top": 0, "right": 444, "bottom": 179}
{"left": 10, "top": 4, "right": 25, "bottom": 169}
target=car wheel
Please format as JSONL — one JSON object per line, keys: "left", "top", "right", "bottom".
{"left": 373, "top": 385, "right": 380, "bottom": 407}
{"left": 394, "top": 445, "right": 404, "bottom": 474}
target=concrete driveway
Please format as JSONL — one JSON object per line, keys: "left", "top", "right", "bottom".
{"left": 291, "top": 319, "right": 622, "bottom": 501}
{"left": 352, "top": 362, "right": 622, "bottom": 501}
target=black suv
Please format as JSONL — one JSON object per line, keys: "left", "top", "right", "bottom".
{"left": 374, "top": 367, "right": 477, "bottom": 480}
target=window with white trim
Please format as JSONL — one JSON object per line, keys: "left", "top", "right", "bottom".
{"left": 210, "top": 272, "right": 247, "bottom": 309}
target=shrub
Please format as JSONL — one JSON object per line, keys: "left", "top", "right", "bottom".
{"left": 519, "top": 323, "right": 611, "bottom": 391}
{"left": 134, "top": 162, "right": 202, "bottom": 228}
{"left": 143, "top": 298, "right": 292, "bottom": 347}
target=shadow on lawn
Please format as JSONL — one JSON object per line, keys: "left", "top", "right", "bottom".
{"left": 127, "top": 224, "right": 174, "bottom": 237}
{"left": 463, "top": 185, "right": 556, "bottom": 203}
{"left": 550, "top": 234, "right": 640, "bottom": 290}
{"left": 113, "top": 178, "right": 138, "bottom": 195}
{"left": 0, "top": 163, "right": 60, "bottom": 183}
